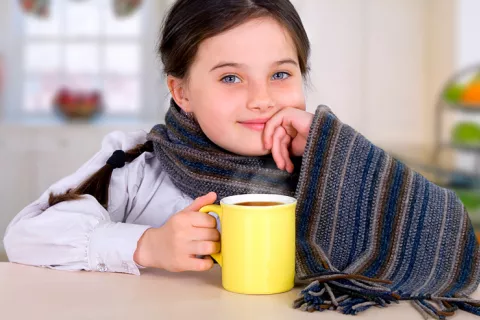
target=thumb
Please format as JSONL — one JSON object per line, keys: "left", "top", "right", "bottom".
{"left": 185, "top": 192, "right": 217, "bottom": 212}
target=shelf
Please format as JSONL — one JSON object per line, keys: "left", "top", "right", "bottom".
{"left": 468, "top": 209, "right": 480, "bottom": 228}
{"left": 444, "top": 102, "right": 480, "bottom": 112}
{"left": 435, "top": 65, "right": 480, "bottom": 228}
{"left": 395, "top": 156, "right": 480, "bottom": 224}
{"left": 443, "top": 143, "right": 480, "bottom": 152}
{"left": 392, "top": 153, "right": 480, "bottom": 186}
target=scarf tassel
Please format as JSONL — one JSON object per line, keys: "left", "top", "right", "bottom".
{"left": 450, "top": 301, "right": 480, "bottom": 316}
{"left": 293, "top": 276, "right": 399, "bottom": 315}
{"left": 294, "top": 276, "right": 480, "bottom": 319}
{"left": 412, "top": 296, "right": 480, "bottom": 318}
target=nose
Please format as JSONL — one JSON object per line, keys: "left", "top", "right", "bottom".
{"left": 246, "top": 81, "right": 274, "bottom": 112}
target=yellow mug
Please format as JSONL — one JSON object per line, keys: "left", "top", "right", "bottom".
{"left": 200, "top": 194, "right": 296, "bottom": 295}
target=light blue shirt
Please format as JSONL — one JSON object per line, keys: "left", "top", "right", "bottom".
{"left": 3, "top": 130, "right": 198, "bottom": 275}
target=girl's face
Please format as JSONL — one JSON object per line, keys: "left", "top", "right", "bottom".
{"left": 170, "top": 17, "right": 306, "bottom": 156}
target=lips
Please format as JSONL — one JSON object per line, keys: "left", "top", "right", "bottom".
{"left": 239, "top": 118, "right": 270, "bottom": 132}
{"left": 241, "top": 123, "right": 266, "bottom": 131}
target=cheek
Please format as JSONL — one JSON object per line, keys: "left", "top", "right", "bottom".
{"left": 273, "top": 81, "right": 306, "bottom": 111}
{"left": 195, "top": 102, "right": 237, "bottom": 140}
{"left": 191, "top": 78, "right": 245, "bottom": 111}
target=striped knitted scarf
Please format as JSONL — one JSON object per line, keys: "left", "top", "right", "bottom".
{"left": 147, "top": 100, "right": 480, "bottom": 319}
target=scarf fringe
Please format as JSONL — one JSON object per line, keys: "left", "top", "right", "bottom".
{"left": 451, "top": 301, "right": 480, "bottom": 316}
{"left": 293, "top": 276, "right": 480, "bottom": 319}
{"left": 293, "top": 275, "right": 398, "bottom": 315}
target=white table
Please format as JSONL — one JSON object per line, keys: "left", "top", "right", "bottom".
{"left": 0, "top": 262, "right": 478, "bottom": 320}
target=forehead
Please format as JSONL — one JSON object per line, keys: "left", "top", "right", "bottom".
{"left": 194, "top": 17, "right": 298, "bottom": 67}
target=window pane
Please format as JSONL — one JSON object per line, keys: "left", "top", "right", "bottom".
{"left": 24, "top": 43, "right": 61, "bottom": 73}
{"left": 105, "top": 43, "right": 140, "bottom": 75}
{"left": 65, "top": 44, "right": 100, "bottom": 74}
{"left": 64, "top": 75, "right": 102, "bottom": 91}
{"left": 24, "top": 0, "right": 62, "bottom": 37}
{"left": 64, "top": 0, "right": 101, "bottom": 37}
{"left": 102, "top": 0, "right": 142, "bottom": 37}
{"left": 23, "top": 76, "right": 62, "bottom": 112}
{"left": 104, "top": 77, "right": 140, "bottom": 112}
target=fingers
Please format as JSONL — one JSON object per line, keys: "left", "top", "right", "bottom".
{"left": 185, "top": 192, "right": 217, "bottom": 212}
{"left": 187, "top": 256, "right": 214, "bottom": 272}
{"left": 263, "top": 108, "right": 300, "bottom": 173}
{"left": 264, "top": 107, "right": 312, "bottom": 152}
{"left": 188, "top": 212, "right": 217, "bottom": 228}
{"left": 264, "top": 111, "right": 286, "bottom": 150}
{"left": 190, "top": 227, "right": 220, "bottom": 241}
{"left": 271, "top": 126, "right": 286, "bottom": 170}
{"left": 280, "top": 134, "right": 294, "bottom": 173}
{"left": 189, "top": 241, "right": 221, "bottom": 256}
{"left": 271, "top": 126, "right": 293, "bottom": 172}
{"left": 263, "top": 108, "right": 298, "bottom": 149}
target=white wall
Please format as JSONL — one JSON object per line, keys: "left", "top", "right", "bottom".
{"left": 0, "top": 1, "right": 7, "bottom": 55}
{"left": 0, "top": 0, "right": 12, "bottom": 261}
{"left": 0, "top": 0, "right": 457, "bottom": 261}
{"left": 296, "top": 0, "right": 455, "bottom": 149}
{"left": 364, "top": 0, "right": 427, "bottom": 146}
{"left": 457, "top": 0, "right": 480, "bottom": 68}
{"left": 453, "top": 0, "right": 480, "bottom": 173}
{"left": 0, "top": 1, "right": 11, "bottom": 118}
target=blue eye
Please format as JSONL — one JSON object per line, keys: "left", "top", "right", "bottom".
{"left": 221, "top": 75, "right": 241, "bottom": 84}
{"left": 272, "top": 72, "right": 290, "bottom": 80}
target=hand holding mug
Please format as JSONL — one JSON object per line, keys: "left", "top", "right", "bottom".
{"left": 134, "top": 192, "right": 220, "bottom": 272}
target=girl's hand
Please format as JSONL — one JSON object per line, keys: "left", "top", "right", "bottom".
{"left": 134, "top": 192, "right": 220, "bottom": 272}
{"left": 263, "top": 108, "right": 314, "bottom": 173}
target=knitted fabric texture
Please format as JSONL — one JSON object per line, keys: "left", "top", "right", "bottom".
{"left": 147, "top": 100, "right": 480, "bottom": 319}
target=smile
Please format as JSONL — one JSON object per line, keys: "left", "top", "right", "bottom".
{"left": 239, "top": 118, "right": 270, "bottom": 131}
{"left": 240, "top": 123, "right": 266, "bottom": 131}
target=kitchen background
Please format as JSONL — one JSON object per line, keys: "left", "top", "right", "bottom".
{"left": 1, "top": 0, "right": 480, "bottom": 262}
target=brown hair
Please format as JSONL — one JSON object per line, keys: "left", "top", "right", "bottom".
{"left": 49, "top": 142, "right": 153, "bottom": 208}
{"left": 49, "top": 0, "right": 310, "bottom": 209}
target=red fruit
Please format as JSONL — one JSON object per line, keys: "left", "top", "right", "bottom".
{"left": 57, "top": 88, "right": 69, "bottom": 105}
{"left": 21, "top": 0, "right": 34, "bottom": 11}
{"left": 85, "top": 93, "right": 96, "bottom": 106}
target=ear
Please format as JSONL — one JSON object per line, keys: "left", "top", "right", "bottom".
{"left": 167, "top": 75, "right": 191, "bottom": 112}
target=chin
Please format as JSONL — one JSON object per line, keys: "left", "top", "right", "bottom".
{"left": 216, "top": 140, "right": 268, "bottom": 156}
{"left": 209, "top": 130, "right": 270, "bottom": 156}
{"left": 231, "top": 146, "right": 271, "bottom": 157}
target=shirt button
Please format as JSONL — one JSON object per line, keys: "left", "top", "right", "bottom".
{"left": 97, "top": 263, "right": 108, "bottom": 272}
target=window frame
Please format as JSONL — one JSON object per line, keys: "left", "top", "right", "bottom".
{"left": 3, "top": 0, "right": 167, "bottom": 124}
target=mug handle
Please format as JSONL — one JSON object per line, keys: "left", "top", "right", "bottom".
{"left": 199, "top": 205, "right": 223, "bottom": 267}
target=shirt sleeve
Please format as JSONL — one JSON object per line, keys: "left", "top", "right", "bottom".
{"left": 3, "top": 130, "right": 153, "bottom": 275}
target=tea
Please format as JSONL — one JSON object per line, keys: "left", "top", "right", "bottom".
{"left": 235, "top": 201, "right": 283, "bottom": 206}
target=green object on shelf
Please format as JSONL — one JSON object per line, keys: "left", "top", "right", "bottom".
{"left": 453, "top": 188, "right": 480, "bottom": 215}
{"left": 444, "top": 83, "right": 464, "bottom": 103}
{"left": 452, "top": 122, "right": 480, "bottom": 145}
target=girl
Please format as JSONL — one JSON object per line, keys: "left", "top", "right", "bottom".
{"left": 4, "top": 0, "right": 314, "bottom": 275}
{"left": 4, "top": 1, "right": 480, "bottom": 317}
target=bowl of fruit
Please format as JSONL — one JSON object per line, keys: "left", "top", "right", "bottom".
{"left": 53, "top": 88, "right": 103, "bottom": 121}
{"left": 444, "top": 70, "right": 480, "bottom": 107}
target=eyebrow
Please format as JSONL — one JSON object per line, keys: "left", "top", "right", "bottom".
{"left": 209, "top": 59, "right": 298, "bottom": 72}
{"left": 274, "top": 59, "right": 298, "bottom": 67}
{"left": 210, "top": 62, "right": 244, "bottom": 72}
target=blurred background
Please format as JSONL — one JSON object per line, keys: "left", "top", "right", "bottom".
{"left": 1, "top": 0, "right": 480, "bottom": 261}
